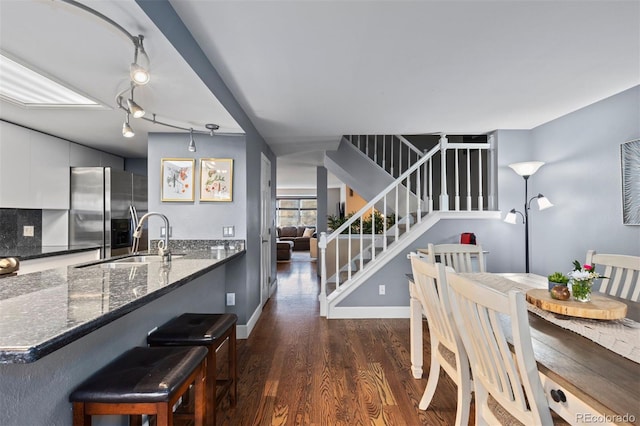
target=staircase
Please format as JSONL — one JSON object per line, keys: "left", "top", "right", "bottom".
{"left": 319, "top": 134, "right": 498, "bottom": 318}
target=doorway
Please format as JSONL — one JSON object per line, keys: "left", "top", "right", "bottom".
{"left": 260, "top": 153, "right": 272, "bottom": 307}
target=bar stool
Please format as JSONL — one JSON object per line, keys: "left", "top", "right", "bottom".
{"left": 147, "top": 313, "right": 238, "bottom": 426}
{"left": 69, "top": 346, "right": 208, "bottom": 426}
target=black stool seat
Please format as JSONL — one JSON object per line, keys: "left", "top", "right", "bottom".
{"left": 70, "top": 346, "right": 208, "bottom": 403}
{"left": 147, "top": 313, "right": 238, "bottom": 346}
{"left": 148, "top": 313, "right": 238, "bottom": 426}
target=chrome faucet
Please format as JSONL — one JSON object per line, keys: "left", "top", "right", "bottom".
{"left": 133, "top": 212, "right": 171, "bottom": 263}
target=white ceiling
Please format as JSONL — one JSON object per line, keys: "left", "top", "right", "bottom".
{"left": 1, "top": 0, "right": 639, "bottom": 189}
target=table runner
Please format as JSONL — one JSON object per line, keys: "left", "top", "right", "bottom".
{"left": 460, "top": 273, "right": 640, "bottom": 364}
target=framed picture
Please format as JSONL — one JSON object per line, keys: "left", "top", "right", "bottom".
{"left": 621, "top": 139, "right": 640, "bottom": 225}
{"left": 200, "top": 158, "right": 233, "bottom": 202}
{"left": 161, "top": 158, "right": 195, "bottom": 202}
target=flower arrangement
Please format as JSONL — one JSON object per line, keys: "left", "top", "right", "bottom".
{"left": 568, "top": 260, "right": 603, "bottom": 302}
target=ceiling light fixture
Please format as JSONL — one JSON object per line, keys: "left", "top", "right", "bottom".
{"left": 126, "top": 85, "right": 145, "bottom": 118}
{"left": 130, "top": 35, "right": 150, "bottom": 85}
{"left": 0, "top": 52, "right": 101, "bottom": 108}
{"left": 58, "top": 0, "right": 219, "bottom": 139}
{"left": 122, "top": 113, "right": 134, "bottom": 138}
{"left": 188, "top": 128, "right": 197, "bottom": 152}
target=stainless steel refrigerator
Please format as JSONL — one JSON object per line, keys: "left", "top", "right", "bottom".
{"left": 69, "top": 167, "right": 148, "bottom": 258}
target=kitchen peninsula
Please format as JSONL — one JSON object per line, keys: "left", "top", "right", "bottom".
{"left": 0, "top": 246, "right": 244, "bottom": 425}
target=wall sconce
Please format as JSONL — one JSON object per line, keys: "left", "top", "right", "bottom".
{"left": 504, "top": 161, "right": 553, "bottom": 273}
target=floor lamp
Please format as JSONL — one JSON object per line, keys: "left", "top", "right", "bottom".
{"left": 504, "top": 161, "right": 553, "bottom": 273}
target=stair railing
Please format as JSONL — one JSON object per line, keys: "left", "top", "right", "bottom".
{"left": 319, "top": 135, "right": 491, "bottom": 316}
{"left": 345, "top": 135, "right": 423, "bottom": 178}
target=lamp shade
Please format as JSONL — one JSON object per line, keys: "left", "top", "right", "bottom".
{"left": 504, "top": 209, "right": 518, "bottom": 224}
{"left": 509, "top": 161, "right": 545, "bottom": 177}
{"left": 536, "top": 194, "right": 554, "bottom": 210}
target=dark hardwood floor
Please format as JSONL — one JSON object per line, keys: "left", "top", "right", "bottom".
{"left": 214, "top": 251, "right": 462, "bottom": 425}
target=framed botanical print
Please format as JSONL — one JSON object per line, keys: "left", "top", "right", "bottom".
{"left": 161, "top": 158, "right": 195, "bottom": 202}
{"left": 200, "top": 158, "right": 233, "bottom": 202}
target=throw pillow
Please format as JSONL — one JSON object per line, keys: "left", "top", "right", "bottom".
{"left": 302, "top": 227, "right": 315, "bottom": 238}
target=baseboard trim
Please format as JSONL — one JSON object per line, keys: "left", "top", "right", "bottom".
{"left": 236, "top": 303, "right": 263, "bottom": 339}
{"left": 328, "top": 305, "right": 410, "bottom": 319}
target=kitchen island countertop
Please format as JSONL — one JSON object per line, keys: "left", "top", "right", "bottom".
{"left": 0, "top": 245, "right": 102, "bottom": 261}
{"left": 0, "top": 248, "right": 244, "bottom": 363}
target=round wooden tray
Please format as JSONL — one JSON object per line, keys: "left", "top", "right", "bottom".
{"left": 525, "top": 289, "right": 628, "bottom": 320}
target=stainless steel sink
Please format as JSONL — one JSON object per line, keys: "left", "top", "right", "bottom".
{"left": 110, "top": 254, "right": 185, "bottom": 264}
{"left": 75, "top": 254, "right": 185, "bottom": 268}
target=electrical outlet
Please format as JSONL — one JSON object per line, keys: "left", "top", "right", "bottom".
{"left": 226, "top": 293, "right": 236, "bottom": 306}
{"left": 23, "top": 225, "right": 34, "bottom": 237}
{"left": 379, "top": 285, "right": 386, "bottom": 295}
{"left": 160, "top": 226, "right": 172, "bottom": 237}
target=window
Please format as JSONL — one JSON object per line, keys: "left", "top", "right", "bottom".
{"left": 276, "top": 197, "right": 317, "bottom": 227}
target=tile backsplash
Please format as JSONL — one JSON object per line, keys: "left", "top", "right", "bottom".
{"left": 0, "top": 209, "right": 42, "bottom": 250}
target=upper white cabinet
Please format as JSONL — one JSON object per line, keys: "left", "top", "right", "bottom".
{"left": 100, "top": 152, "right": 124, "bottom": 169}
{"left": 0, "top": 121, "right": 30, "bottom": 207}
{"left": 0, "top": 122, "right": 70, "bottom": 209}
{"left": 0, "top": 121, "right": 125, "bottom": 210}
{"left": 70, "top": 143, "right": 102, "bottom": 167}
{"left": 30, "top": 130, "right": 70, "bottom": 209}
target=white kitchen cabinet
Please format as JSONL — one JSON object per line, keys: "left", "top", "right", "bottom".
{"left": 0, "top": 121, "right": 31, "bottom": 208}
{"left": 100, "top": 152, "right": 124, "bottom": 169}
{"left": 30, "top": 130, "right": 70, "bottom": 209}
{"left": 70, "top": 142, "right": 102, "bottom": 167}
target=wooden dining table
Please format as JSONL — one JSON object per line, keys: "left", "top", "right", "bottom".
{"left": 408, "top": 272, "right": 640, "bottom": 426}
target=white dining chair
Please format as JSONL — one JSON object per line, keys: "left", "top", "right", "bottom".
{"left": 586, "top": 250, "right": 640, "bottom": 301}
{"left": 409, "top": 254, "right": 472, "bottom": 426}
{"left": 446, "top": 271, "right": 553, "bottom": 426}
{"left": 424, "top": 243, "right": 486, "bottom": 273}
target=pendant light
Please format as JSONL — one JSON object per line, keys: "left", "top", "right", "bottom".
{"left": 188, "top": 128, "right": 196, "bottom": 152}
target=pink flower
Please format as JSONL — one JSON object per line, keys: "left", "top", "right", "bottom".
{"left": 583, "top": 264, "right": 592, "bottom": 271}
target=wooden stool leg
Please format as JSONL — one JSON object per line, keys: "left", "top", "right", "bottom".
{"left": 72, "top": 402, "right": 91, "bottom": 426}
{"left": 207, "top": 344, "right": 217, "bottom": 426}
{"left": 230, "top": 323, "right": 237, "bottom": 407}
{"left": 156, "top": 402, "right": 172, "bottom": 426}
{"left": 194, "top": 362, "right": 206, "bottom": 426}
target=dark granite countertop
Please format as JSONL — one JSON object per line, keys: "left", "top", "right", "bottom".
{"left": 0, "top": 245, "right": 102, "bottom": 261}
{"left": 0, "top": 248, "right": 245, "bottom": 364}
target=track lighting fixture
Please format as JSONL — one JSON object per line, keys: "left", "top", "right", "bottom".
{"left": 130, "top": 35, "right": 150, "bottom": 85}
{"left": 122, "top": 113, "right": 134, "bottom": 138}
{"left": 126, "top": 85, "right": 145, "bottom": 118}
{"left": 188, "top": 128, "right": 197, "bottom": 152}
{"left": 58, "top": 0, "right": 219, "bottom": 139}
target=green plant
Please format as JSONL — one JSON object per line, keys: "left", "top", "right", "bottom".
{"left": 547, "top": 272, "right": 569, "bottom": 284}
{"left": 327, "top": 211, "right": 396, "bottom": 234}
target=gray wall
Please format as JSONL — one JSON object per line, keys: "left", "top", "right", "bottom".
{"left": 138, "top": 0, "right": 277, "bottom": 326}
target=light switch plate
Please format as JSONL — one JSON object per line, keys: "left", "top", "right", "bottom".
{"left": 23, "top": 225, "right": 34, "bottom": 237}
{"left": 226, "top": 293, "right": 235, "bottom": 306}
{"left": 222, "top": 226, "right": 235, "bottom": 237}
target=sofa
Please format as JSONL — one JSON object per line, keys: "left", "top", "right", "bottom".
{"left": 277, "top": 240, "right": 293, "bottom": 261}
{"left": 277, "top": 226, "right": 315, "bottom": 251}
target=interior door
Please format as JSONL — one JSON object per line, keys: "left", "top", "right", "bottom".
{"left": 260, "top": 154, "right": 273, "bottom": 306}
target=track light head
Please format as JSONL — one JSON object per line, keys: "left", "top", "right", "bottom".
{"left": 122, "top": 113, "right": 134, "bottom": 138}
{"left": 130, "top": 35, "right": 150, "bottom": 85}
{"left": 188, "top": 128, "right": 196, "bottom": 152}
{"left": 127, "top": 98, "right": 145, "bottom": 118}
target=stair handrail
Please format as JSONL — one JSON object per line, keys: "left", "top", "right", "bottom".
{"left": 324, "top": 145, "right": 439, "bottom": 239}
{"left": 318, "top": 143, "right": 442, "bottom": 315}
